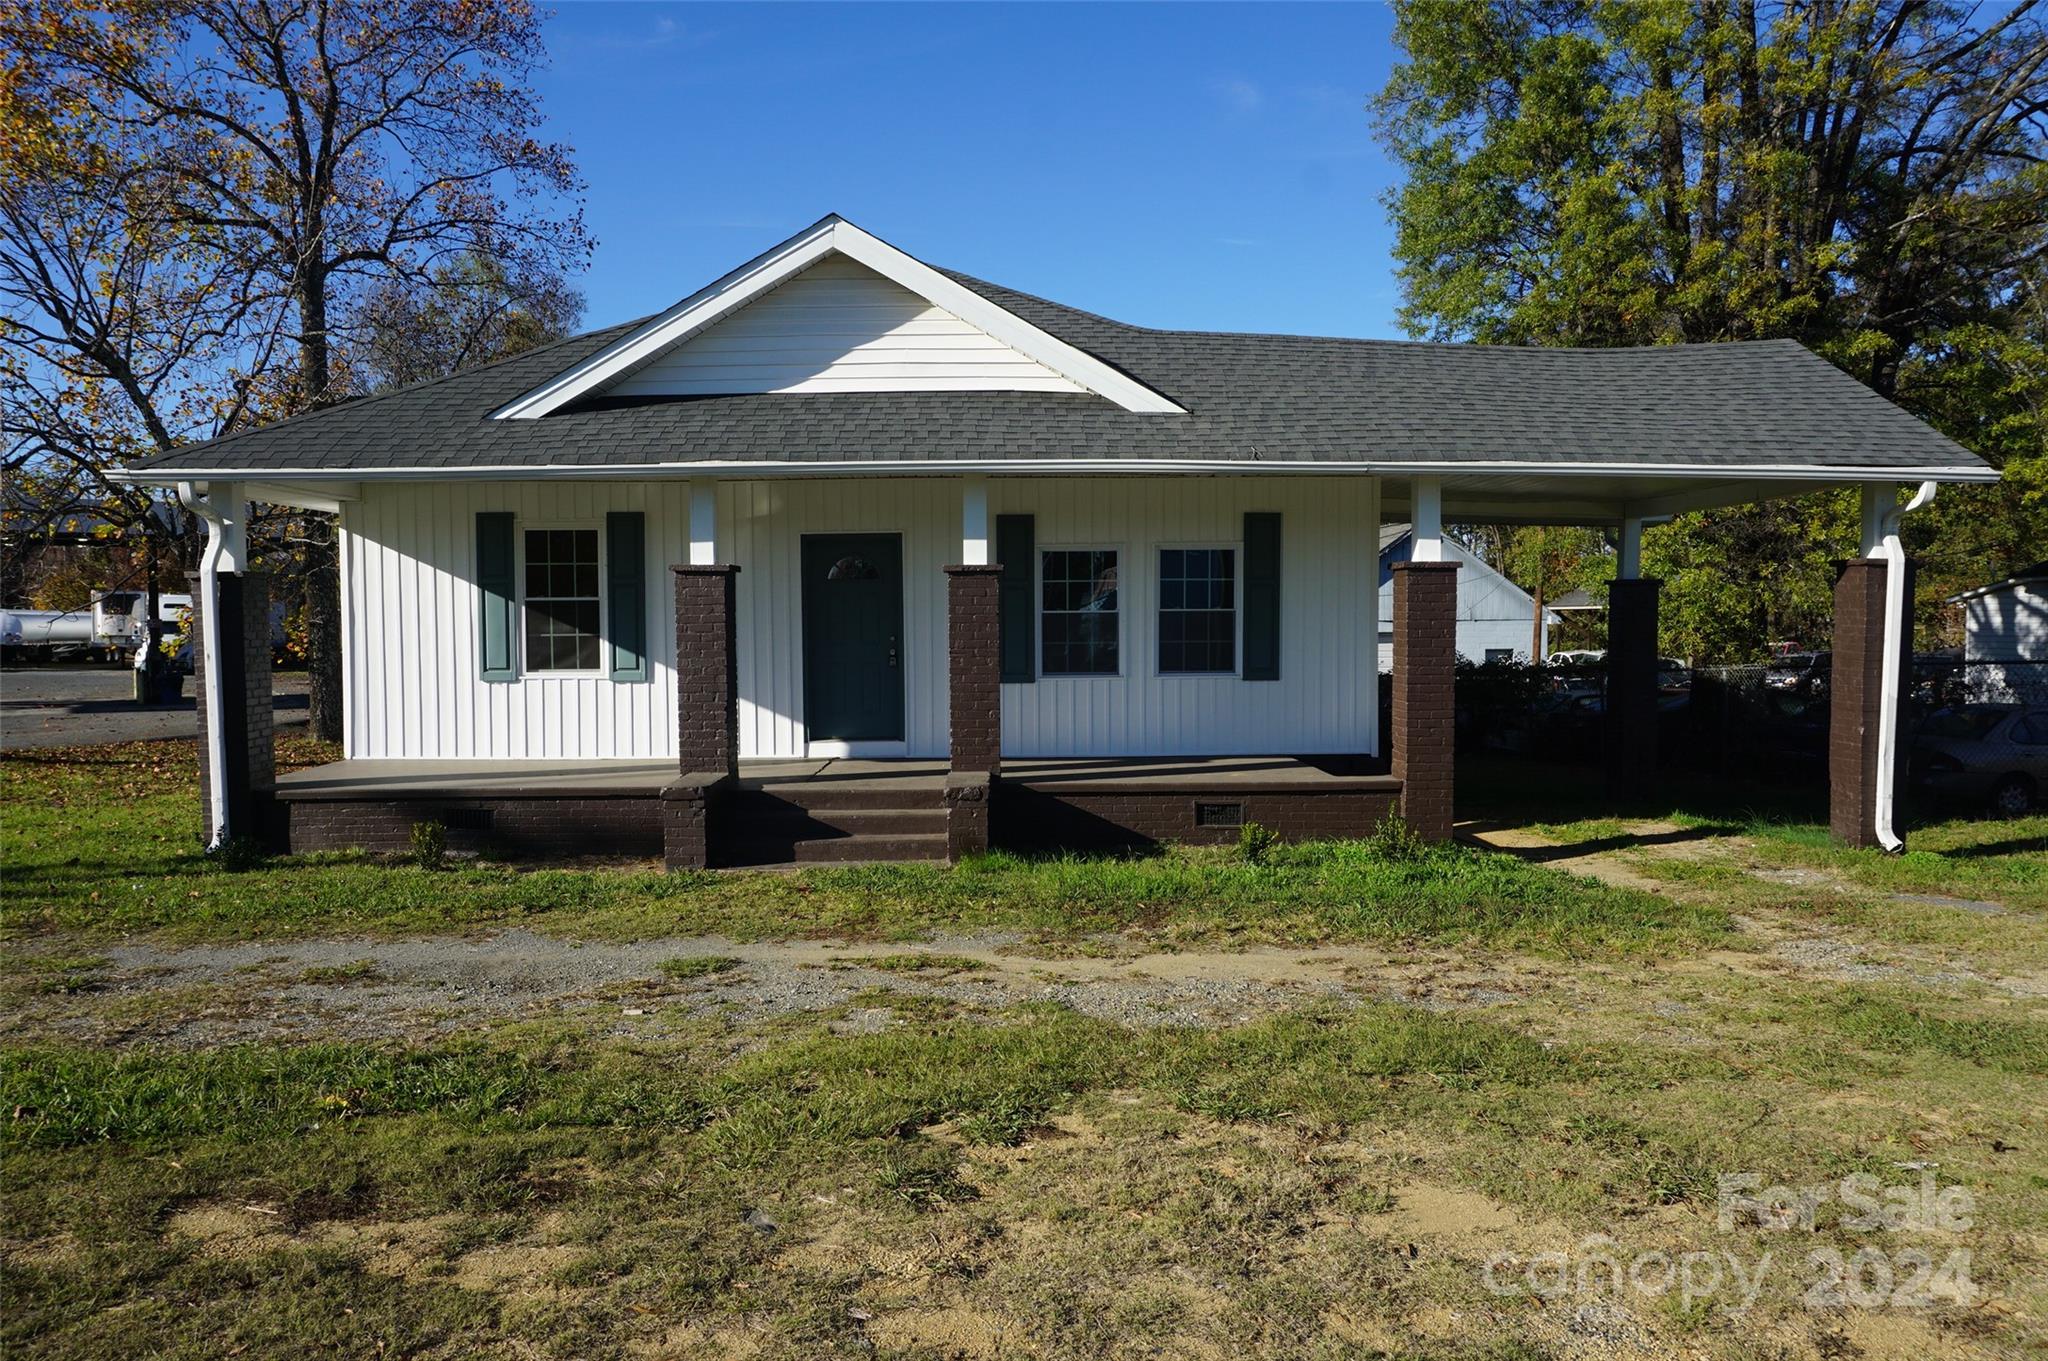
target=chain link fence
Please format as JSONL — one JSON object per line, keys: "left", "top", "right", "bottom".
{"left": 1447, "top": 656, "right": 2048, "bottom": 813}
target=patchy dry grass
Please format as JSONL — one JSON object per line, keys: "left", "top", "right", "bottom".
{"left": 4, "top": 741, "right": 2046, "bottom": 1357}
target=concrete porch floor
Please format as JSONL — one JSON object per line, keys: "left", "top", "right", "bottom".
{"left": 270, "top": 755, "right": 1398, "bottom": 799}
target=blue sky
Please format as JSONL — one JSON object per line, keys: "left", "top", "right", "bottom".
{"left": 537, "top": 2, "right": 1409, "bottom": 339}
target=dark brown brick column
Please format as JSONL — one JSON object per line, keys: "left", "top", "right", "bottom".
{"left": 1391, "top": 560, "right": 1459, "bottom": 841}
{"left": 672, "top": 565, "right": 741, "bottom": 778}
{"left": 667, "top": 564, "right": 740, "bottom": 869}
{"left": 188, "top": 571, "right": 276, "bottom": 847}
{"left": 946, "top": 565, "right": 1003, "bottom": 862}
{"left": 946, "top": 566, "right": 1002, "bottom": 778}
{"left": 1830, "top": 557, "right": 1912, "bottom": 849}
{"left": 1606, "top": 577, "right": 1662, "bottom": 802}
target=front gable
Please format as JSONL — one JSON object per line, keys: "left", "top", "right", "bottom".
{"left": 604, "top": 254, "right": 1087, "bottom": 398}
{"left": 493, "top": 215, "right": 1184, "bottom": 418}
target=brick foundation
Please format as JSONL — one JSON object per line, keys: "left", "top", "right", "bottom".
{"left": 946, "top": 566, "right": 1003, "bottom": 778}
{"left": 1830, "top": 557, "right": 1912, "bottom": 848}
{"left": 276, "top": 794, "right": 663, "bottom": 858}
{"left": 190, "top": 571, "right": 275, "bottom": 847}
{"left": 997, "top": 782, "right": 1400, "bottom": 853}
{"left": 1390, "top": 560, "right": 1459, "bottom": 841}
{"left": 1606, "top": 577, "right": 1662, "bottom": 801}
{"left": 945, "top": 770, "right": 991, "bottom": 862}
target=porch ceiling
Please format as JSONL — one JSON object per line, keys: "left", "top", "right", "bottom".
{"left": 1383, "top": 470, "right": 1879, "bottom": 526}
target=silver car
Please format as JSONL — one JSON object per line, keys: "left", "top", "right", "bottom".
{"left": 1913, "top": 705, "right": 2048, "bottom": 816}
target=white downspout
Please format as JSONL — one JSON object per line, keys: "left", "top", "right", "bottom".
{"left": 177, "top": 481, "right": 232, "bottom": 850}
{"left": 1874, "top": 480, "right": 1938, "bottom": 853}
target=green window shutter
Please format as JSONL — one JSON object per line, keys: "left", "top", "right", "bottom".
{"left": 476, "top": 512, "right": 517, "bottom": 683}
{"left": 607, "top": 511, "right": 648, "bottom": 683}
{"left": 1243, "top": 512, "right": 1281, "bottom": 681}
{"left": 997, "top": 514, "right": 1035, "bottom": 683}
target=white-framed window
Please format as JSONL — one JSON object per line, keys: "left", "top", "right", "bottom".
{"left": 1040, "top": 547, "right": 1120, "bottom": 676}
{"left": 1157, "top": 545, "right": 1238, "bottom": 675}
{"left": 522, "top": 526, "right": 602, "bottom": 673}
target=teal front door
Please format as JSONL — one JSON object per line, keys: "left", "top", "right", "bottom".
{"left": 801, "top": 534, "right": 905, "bottom": 743}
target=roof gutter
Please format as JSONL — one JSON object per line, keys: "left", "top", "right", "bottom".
{"left": 176, "top": 482, "right": 231, "bottom": 851}
{"left": 110, "top": 458, "right": 2006, "bottom": 485}
{"left": 1875, "top": 481, "right": 1938, "bottom": 854}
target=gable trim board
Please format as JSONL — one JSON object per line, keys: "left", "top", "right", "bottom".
{"left": 490, "top": 216, "right": 1185, "bottom": 418}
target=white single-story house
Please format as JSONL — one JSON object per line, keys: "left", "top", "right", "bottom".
{"left": 116, "top": 215, "right": 1999, "bottom": 862}
{"left": 1376, "top": 524, "right": 1560, "bottom": 669}
{"left": 1946, "top": 562, "right": 2047, "bottom": 704}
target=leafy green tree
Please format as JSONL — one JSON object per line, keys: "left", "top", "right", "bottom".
{"left": 1375, "top": 0, "right": 2048, "bottom": 658}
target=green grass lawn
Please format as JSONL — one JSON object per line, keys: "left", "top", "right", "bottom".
{"left": 3, "top": 738, "right": 2045, "bottom": 1359}
{"left": 2, "top": 740, "right": 1729, "bottom": 957}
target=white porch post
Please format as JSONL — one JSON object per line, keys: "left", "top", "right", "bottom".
{"left": 961, "top": 475, "right": 989, "bottom": 566}
{"left": 1410, "top": 476, "right": 1444, "bottom": 562}
{"left": 1617, "top": 514, "right": 1644, "bottom": 580}
{"left": 175, "top": 481, "right": 247, "bottom": 849}
{"left": 1857, "top": 482, "right": 1891, "bottom": 557}
{"left": 689, "top": 480, "right": 717, "bottom": 565}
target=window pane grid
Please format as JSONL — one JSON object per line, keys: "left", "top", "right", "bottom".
{"left": 1159, "top": 547, "right": 1236, "bottom": 674}
{"left": 1040, "top": 549, "right": 1119, "bottom": 676}
{"left": 524, "top": 528, "right": 601, "bottom": 672}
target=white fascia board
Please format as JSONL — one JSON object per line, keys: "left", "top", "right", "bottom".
{"left": 241, "top": 479, "right": 360, "bottom": 513}
{"left": 110, "top": 458, "right": 2003, "bottom": 484}
{"left": 488, "top": 216, "right": 1186, "bottom": 419}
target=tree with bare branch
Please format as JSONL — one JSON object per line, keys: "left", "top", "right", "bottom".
{"left": 3, "top": 0, "right": 590, "bottom": 737}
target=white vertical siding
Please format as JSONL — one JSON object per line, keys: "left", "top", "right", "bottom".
{"left": 607, "top": 255, "right": 1086, "bottom": 397}
{"left": 992, "top": 477, "right": 1379, "bottom": 757}
{"left": 340, "top": 474, "right": 1381, "bottom": 761}
{"left": 341, "top": 480, "right": 687, "bottom": 760}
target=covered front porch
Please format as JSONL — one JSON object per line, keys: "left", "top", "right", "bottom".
{"left": 172, "top": 462, "right": 1966, "bottom": 863}
{"left": 267, "top": 754, "right": 1401, "bottom": 866}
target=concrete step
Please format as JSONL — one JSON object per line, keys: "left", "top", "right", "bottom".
{"left": 721, "top": 831, "right": 948, "bottom": 866}
{"left": 730, "top": 804, "right": 946, "bottom": 838}
{"left": 737, "top": 781, "right": 947, "bottom": 811}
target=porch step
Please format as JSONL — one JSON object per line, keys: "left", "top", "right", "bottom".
{"left": 730, "top": 803, "right": 946, "bottom": 839}
{"left": 739, "top": 781, "right": 947, "bottom": 811}
{"left": 720, "top": 789, "right": 948, "bottom": 866}
{"left": 722, "top": 830, "right": 949, "bottom": 866}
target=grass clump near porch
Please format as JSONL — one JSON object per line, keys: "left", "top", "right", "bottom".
{"left": 2, "top": 740, "right": 1729, "bottom": 957}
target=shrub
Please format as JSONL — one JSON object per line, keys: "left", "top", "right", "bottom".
{"left": 1362, "top": 814, "right": 1430, "bottom": 863}
{"left": 410, "top": 819, "right": 448, "bottom": 871}
{"left": 1237, "top": 821, "right": 1279, "bottom": 866}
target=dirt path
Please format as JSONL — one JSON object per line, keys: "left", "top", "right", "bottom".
{"left": 5, "top": 930, "right": 1581, "bottom": 1048}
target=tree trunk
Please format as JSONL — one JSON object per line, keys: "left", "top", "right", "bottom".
{"left": 303, "top": 523, "right": 343, "bottom": 742}
{"left": 1530, "top": 575, "right": 1546, "bottom": 663}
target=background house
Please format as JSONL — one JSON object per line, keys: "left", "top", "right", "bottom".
{"left": 1377, "top": 524, "right": 1559, "bottom": 668}
{"left": 1947, "top": 562, "right": 2047, "bottom": 702}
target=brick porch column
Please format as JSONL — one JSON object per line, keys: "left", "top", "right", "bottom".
{"left": 945, "top": 564, "right": 1002, "bottom": 862}
{"left": 665, "top": 564, "right": 740, "bottom": 869}
{"left": 1605, "top": 577, "right": 1662, "bottom": 801}
{"left": 188, "top": 571, "right": 276, "bottom": 848}
{"left": 1391, "top": 560, "right": 1458, "bottom": 841}
{"left": 1830, "top": 557, "right": 1911, "bottom": 849}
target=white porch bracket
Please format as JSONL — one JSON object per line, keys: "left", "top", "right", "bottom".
{"left": 961, "top": 475, "right": 989, "bottom": 566}
{"left": 1410, "top": 476, "right": 1444, "bottom": 562}
{"left": 689, "top": 480, "right": 717, "bottom": 566}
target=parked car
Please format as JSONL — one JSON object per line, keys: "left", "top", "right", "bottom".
{"left": 1913, "top": 705, "right": 2048, "bottom": 816}
{"left": 1764, "top": 651, "right": 1830, "bottom": 696}
{"left": 1546, "top": 649, "right": 1605, "bottom": 666}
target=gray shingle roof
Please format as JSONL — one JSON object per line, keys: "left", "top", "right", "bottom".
{"left": 126, "top": 262, "right": 1991, "bottom": 478}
